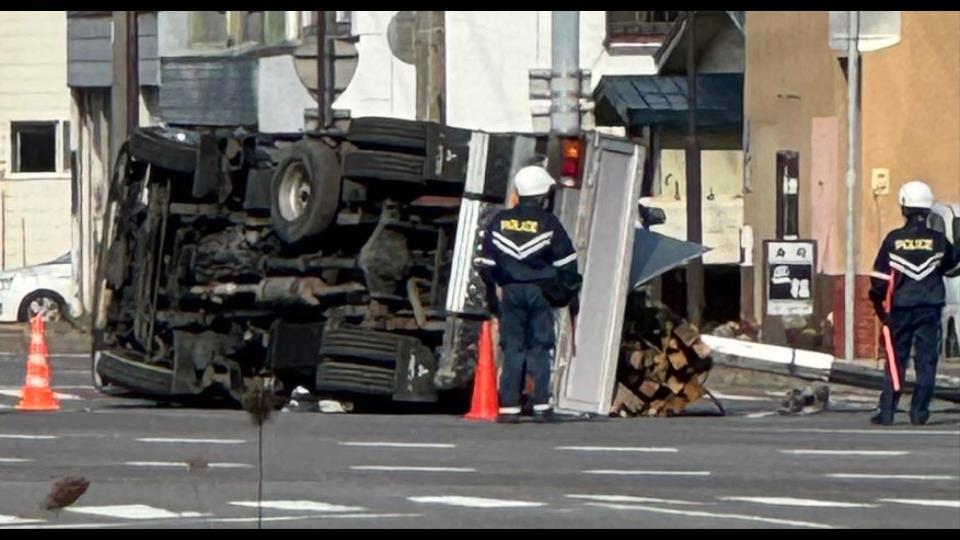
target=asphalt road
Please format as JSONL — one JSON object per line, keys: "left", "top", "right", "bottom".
{"left": 1, "top": 351, "right": 958, "bottom": 529}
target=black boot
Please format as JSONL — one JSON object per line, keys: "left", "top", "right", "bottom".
{"left": 533, "top": 408, "right": 561, "bottom": 424}
{"left": 870, "top": 411, "right": 894, "bottom": 426}
{"left": 496, "top": 413, "right": 521, "bottom": 424}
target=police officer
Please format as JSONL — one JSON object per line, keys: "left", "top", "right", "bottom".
{"left": 868, "top": 180, "right": 960, "bottom": 426}
{"left": 474, "top": 165, "right": 580, "bottom": 424}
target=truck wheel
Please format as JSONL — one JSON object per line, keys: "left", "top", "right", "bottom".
{"left": 128, "top": 127, "right": 197, "bottom": 173}
{"left": 342, "top": 150, "right": 426, "bottom": 185}
{"left": 347, "top": 117, "right": 429, "bottom": 152}
{"left": 270, "top": 140, "right": 341, "bottom": 244}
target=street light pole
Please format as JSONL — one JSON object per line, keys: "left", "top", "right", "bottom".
{"left": 844, "top": 11, "right": 860, "bottom": 362}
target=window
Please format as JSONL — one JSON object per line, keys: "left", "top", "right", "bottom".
{"left": 11, "top": 122, "right": 58, "bottom": 173}
{"left": 606, "top": 11, "right": 680, "bottom": 42}
{"left": 189, "top": 11, "right": 228, "bottom": 48}
{"left": 190, "top": 11, "right": 289, "bottom": 49}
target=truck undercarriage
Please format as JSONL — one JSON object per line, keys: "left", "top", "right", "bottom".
{"left": 92, "top": 118, "right": 541, "bottom": 406}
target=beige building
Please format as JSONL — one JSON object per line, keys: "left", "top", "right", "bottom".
{"left": 0, "top": 11, "right": 73, "bottom": 269}
{"left": 742, "top": 11, "right": 960, "bottom": 358}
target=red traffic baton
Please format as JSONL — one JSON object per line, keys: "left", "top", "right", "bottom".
{"left": 882, "top": 270, "right": 901, "bottom": 392}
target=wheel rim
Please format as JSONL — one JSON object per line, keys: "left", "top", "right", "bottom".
{"left": 277, "top": 162, "right": 312, "bottom": 222}
{"left": 29, "top": 297, "right": 61, "bottom": 323}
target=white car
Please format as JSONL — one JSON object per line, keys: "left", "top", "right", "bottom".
{"left": 0, "top": 253, "right": 76, "bottom": 323}
{"left": 929, "top": 203, "right": 960, "bottom": 358}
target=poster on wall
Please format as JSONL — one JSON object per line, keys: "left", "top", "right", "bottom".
{"left": 765, "top": 240, "right": 817, "bottom": 316}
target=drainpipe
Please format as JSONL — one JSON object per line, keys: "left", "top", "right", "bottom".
{"left": 550, "top": 11, "right": 580, "bottom": 136}
{"left": 844, "top": 11, "right": 860, "bottom": 362}
{"left": 315, "top": 11, "right": 327, "bottom": 127}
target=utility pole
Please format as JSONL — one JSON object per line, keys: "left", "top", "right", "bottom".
{"left": 550, "top": 11, "right": 580, "bottom": 136}
{"left": 415, "top": 11, "right": 445, "bottom": 123}
{"left": 844, "top": 11, "right": 860, "bottom": 362}
{"left": 110, "top": 11, "right": 138, "bottom": 172}
{"left": 315, "top": 11, "right": 327, "bottom": 127}
{"left": 685, "top": 11, "right": 704, "bottom": 327}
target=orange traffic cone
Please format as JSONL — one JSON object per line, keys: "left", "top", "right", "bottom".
{"left": 465, "top": 321, "right": 499, "bottom": 421}
{"left": 17, "top": 316, "right": 60, "bottom": 412}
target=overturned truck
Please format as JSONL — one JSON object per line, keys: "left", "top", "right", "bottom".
{"left": 92, "top": 118, "right": 602, "bottom": 406}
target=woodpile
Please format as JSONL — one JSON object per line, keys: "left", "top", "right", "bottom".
{"left": 611, "top": 321, "right": 713, "bottom": 417}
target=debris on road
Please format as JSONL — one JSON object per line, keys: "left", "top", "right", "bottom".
{"left": 44, "top": 476, "right": 90, "bottom": 511}
{"left": 778, "top": 385, "right": 831, "bottom": 415}
{"left": 611, "top": 319, "right": 714, "bottom": 418}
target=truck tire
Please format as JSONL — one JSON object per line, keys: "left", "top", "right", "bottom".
{"left": 342, "top": 150, "right": 426, "bottom": 185}
{"left": 128, "top": 127, "right": 198, "bottom": 173}
{"left": 347, "top": 117, "right": 429, "bottom": 152}
{"left": 270, "top": 140, "right": 341, "bottom": 244}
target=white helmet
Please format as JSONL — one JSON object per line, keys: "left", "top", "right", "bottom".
{"left": 898, "top": 180, "right": 934, "bottom": 209}
{"left": 514, "top": 165, "right": 556, "bottom": 197}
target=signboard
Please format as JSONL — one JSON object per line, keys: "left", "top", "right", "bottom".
{"left": 764, "top": 240, "right": 816, "bottom": 316}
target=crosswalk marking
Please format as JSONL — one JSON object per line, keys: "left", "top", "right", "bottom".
{"left": 879, "top": 499, "right": 960, "bottom": 509}
{"left": 0, "top": 514, "right": 44, "bottom": 525}
{"left": 583, "top": 470, "right": 711, "bottom": 477}
{"left": 556, "top": 446, "right": 677, "bottom": 453}
{"left": 567, "top": 495, "right": 704, "bottom": 506}
{"left": 230, "top": 501, "right": 365, "bottom": 512}
{"left": 123, "top": 461, "right": 253, "bottom": 469}
{"left": 65, "top": 505, "right": 207, "bottom": 520}
{"left": 780, "top": 449, "right": 909, "bottom": 456}
{"left": 0, "top": 434, "right": 57, "bottom": 440}
{"left": 585, "top": 503, "right": 834, "bottom": 529}
{"left": 350, "top": 466, "right": 476, "bottom": 473}
{"left": 409, "top": 496, "right": 545, "bottom": 508}
{"left": 827, "top": 473, "right": 957, "bottom": 481}
{"left": 719, "top": 496, "right": 878, "bottom": 508}
{"left": 0, "top": 458, "right": 33, "bottom": 463}
{"left": 135, "top": 437, "right": 246, "bottom": 444}
{"left": 340, "top": 441, "right": 456, "bottom": 449}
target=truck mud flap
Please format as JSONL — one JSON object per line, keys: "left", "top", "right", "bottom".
{"left": 95, "top": 349, "right": 176, "bottom": 396}
{"left": 317, "top": 326, "right": 438, "bottom": 402}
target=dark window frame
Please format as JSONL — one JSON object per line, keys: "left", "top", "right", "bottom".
{"left": 10, "top": 121, "right": 59, "bottom": 174}
{"left": 606, "top": 11, "right": 680, "bottom": 43}
{"left": 775, "top": 150, "right": 800, "bottom": 240}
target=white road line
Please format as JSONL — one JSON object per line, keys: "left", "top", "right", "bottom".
{"left": 339, "top": 442, "right": 456, "bottom": 449}
{"left": 0, "top": 458, "right": 33, "bottom": 463}
{"left": 745, "top": 412, "right": 777, "bottom": 419}
{"left": 743, "top": 428, "right": 960, "bottom": 436}
{"left": 567, "top": 495, "right": 705, "bottom": 506}
{"left": 556, "top": 446, "right": 678, "bottom": 453}
{"left": 65, "top": 505, "right": 208, "bottom": 520}
{"left": 409, "top": 496, "right": 545, "bottom": 508}
{"left": 350, "top": 466, "right": 476, "bottom": 473}
{"left": 585, "top": 503, "right": 834, "bottom": 529}
{"left": 0, "top": 514, "right": 43, "bottom": 525}
{"left": 230, "top": 500, "right": 364, "bottom": 512}
{"left": 828, "top": 473, "right": 958, "bottom": 481}
{"left": 0, "top": 434, "right": 57, "bottom": 440}
{"left": 0, "top": 389, "right": 81, "bottom": 401}
{"left": 720, "top": 496, "right": 878, "bottom": 508}
{"left": 780, "top": 449, "right": 909, "bottom": 456}
{"left": 584, "top": 470, "right": 711, "bottom": 477}
{"left": 135, "top": 437, "right": 246, "bottom": 444}
{"left": 209, "top": 513, "right": 420, "bottom": 523}
{"left": 879, "top": 499, "right": 960, "bottom": 509}
{"left": 123, "top": 461, "right": 253, "bottom": 469}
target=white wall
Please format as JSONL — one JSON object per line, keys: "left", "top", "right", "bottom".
{"left": 258, "top": 55, "right": 316, "bottom": 132}
{"left": 0, "top": 11, "right": 73, "bottom": 269}
{"left": 336, "top": 11, "right": 661, "bottom": 132}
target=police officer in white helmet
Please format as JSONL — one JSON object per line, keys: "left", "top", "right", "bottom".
{"left": 474, "top": 165, "right": 581, "bottom": 423}
{"left": 868, "top": 180, "right": 960, "bottom": 425}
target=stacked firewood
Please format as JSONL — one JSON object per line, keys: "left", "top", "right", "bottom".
{"left": 611, "top": 322, "right": 713, "bottom": 417}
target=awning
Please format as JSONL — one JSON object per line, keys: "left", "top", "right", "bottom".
{"left": 593, "top": 73, "right": 743, "bottom": 133}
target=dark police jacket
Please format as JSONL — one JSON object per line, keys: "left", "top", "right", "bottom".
{"left": 474, "top": 198, "right": 580, "bottom": 307}
{"left": 869, "top": 218, "right": 960, "bottom": 311}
